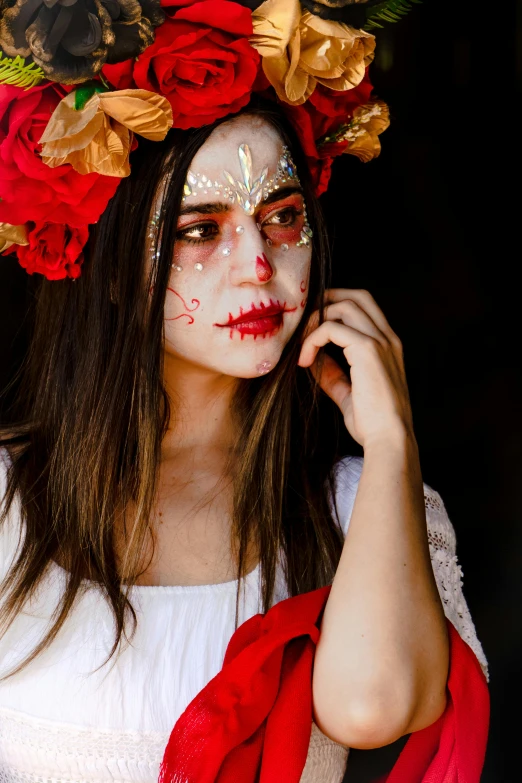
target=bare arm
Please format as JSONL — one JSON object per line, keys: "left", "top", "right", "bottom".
{"left": 298, "top": 290, "right": 449, "bottom": 748}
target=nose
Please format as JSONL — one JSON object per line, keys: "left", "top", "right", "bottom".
{"left": 228, "top": 221, "right": 274, "bottom": 286}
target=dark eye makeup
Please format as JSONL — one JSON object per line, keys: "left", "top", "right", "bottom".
{"left": 176, "top": 222, "right": 219, "bottom": 245}
{"left": 176, "top": 205, "right": 302, "bottom": 246}
{"left": 264, "top": 206, "right": 302, "bottom": 227}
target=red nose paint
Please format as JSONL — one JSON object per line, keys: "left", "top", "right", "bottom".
{"left": 256, "top": 253, "right": 273, "bottom": 282}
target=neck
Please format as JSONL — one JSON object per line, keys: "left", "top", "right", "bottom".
{"left": 161, "top": 353, "right": 240, "bottom": 460}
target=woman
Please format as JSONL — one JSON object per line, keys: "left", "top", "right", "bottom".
{"left": 0, "top": 1, "right": 489, "bottom": 781}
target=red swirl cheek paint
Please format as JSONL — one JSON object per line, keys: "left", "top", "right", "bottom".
{"left": 166, "top": 287, "right": 200, "bottom": 325}
{"left": 256, "top": 252, "right": 273, "bottom": 282}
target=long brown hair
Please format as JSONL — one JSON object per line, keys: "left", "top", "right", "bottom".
{"left": 0, "top": 97, "right": 345, "bottom": 680}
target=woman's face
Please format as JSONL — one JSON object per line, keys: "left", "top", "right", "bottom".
{"left": 155, "top": 115, "right": 312, "bottom": 379}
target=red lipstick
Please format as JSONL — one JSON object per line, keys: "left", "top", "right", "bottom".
{"left": 214, "top": 299, "right": 297, "bottom": 339}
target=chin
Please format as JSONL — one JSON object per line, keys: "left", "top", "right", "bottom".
{"left": 211, "top": 340, "right": 289, "bottom": 379}
{"left": 165, "top": 324, "right": 296, "bottom": 378}
{"left": 214, "top": 356, "right": 282, "bottom": 380}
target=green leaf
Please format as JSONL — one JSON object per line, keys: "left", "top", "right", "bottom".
{"left": 364, "top": 0, "right": 422, "bottom": 30}
{"left": 74, "top": 82, "right": 109, "bottom": 111}
{"left": 0, "top": 51, "right": 45, "bottom": 89}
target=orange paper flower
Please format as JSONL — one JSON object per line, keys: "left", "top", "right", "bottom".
{"left": 342, "top": 101, "right": 390, "bottom": 162}
{"left": 39, "top": 89, "right": 173, "bottom": 177}
{"left": 0, "top": 221, "right": 28, "bottom": 253}
{"left": 251, "top": 0, "right": 375, "bottom": 105}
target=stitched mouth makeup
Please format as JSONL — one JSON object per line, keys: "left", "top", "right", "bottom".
{"left": 214, "top": 299, "right": 297, "bottom": 339}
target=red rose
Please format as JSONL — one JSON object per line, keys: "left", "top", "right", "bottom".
{"left": 308, "top": 76, "right": 373, "bottom": 136}
{"left": 281, "top": 72, "right": 375, "bottom": 194}
{"left": 285, "top": 74, "right": 374, "bottom": 158}
{"left": 306, "top": 156, "right": 334, "bottom": 197}
{"left": 279, "top": 99, "right": 337, "bottom": 194}
{"left": 160, "top": 0, "right": 202, "bottom": 7}
{"left": 103, "top": 0, "right": 260, "bottom": 129}
{"left": 14, "top": 222, "right": 89, "bottom": 280}
{"left": 0, "top": 84, "right": 120, "bottom": 227}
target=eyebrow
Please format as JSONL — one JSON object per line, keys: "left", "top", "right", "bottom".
{"left": 179, "top": 202, "right": 231, "bottom": 216}
{"left": 262, "top": 185, "right": 303, "bottom": 206}
{"left": 178, "top": 185, "right": 304, "bottom": 217}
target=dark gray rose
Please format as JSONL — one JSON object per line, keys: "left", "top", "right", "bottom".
{"left": 0, "top": 0, "right": 165, "bottom": 84}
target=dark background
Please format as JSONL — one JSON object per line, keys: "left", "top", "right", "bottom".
{"left": 326, "top": 1, "right": 520, "bottom": 780}
{"left": 0, "top": 1, "right": 519, "bottom": 780}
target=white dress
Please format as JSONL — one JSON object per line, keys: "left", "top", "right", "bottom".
{"left": 0, "top": 449, "right": 488, "bottom": 783}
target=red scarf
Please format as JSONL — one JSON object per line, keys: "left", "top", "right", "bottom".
{"left": 159, "top": 586, "right": 489, "bottom": 783}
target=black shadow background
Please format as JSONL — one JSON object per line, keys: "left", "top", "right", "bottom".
{"left": 0, "top": 1, "right": 519, "bottom": 780}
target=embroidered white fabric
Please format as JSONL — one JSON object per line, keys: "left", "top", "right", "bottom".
{"left": 0, "top": 451, "right": 488, "bottom": 783}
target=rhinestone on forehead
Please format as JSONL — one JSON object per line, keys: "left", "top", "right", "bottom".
{"left": 182, "top": 143, "right": 300, "bottom": 215}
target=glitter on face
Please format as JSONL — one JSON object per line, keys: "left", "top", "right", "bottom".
{"left": 182, "top": 144, "right": 300, "bottom": 215}
{"left": 222, "top": 247, "right": 231, "bottom": 256}
{"left": 256, "top": 360, "right": 272, "bottom": 375}
{"left": 172, "top": 264, "right": 183, "bottom": 272}
{"left": 153, "top": 121, "right": 315, "bottom": 383}
{"left": 148, "top": 208, "right": 161, "bottom": 260}
{"left": 266, "top": 238, "right": 273, "bottom": 247}
{"left": 281, "top": 243, "right": 289, "bottom": 252}
{"left": 296, "top": 203, "right": 313, "bottom": 248}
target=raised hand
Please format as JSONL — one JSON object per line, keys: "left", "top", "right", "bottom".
{"left": 298, "top": 289, "right": 414, "bottom": 450}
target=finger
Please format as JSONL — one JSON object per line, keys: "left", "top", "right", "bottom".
{"left": 309, "top": 352, "right": 352, "bottom": 411}
{"left": 324, "top": 289, "right": 401, "bottom": 349}
{"left": 302, "top": 297, "right": 386, "bottom": 345}
{"left": 323, "top": 300, "right": 386, "bottom": 344}
{"left": 298, "top": 320, "right": 372, "bottom": 368}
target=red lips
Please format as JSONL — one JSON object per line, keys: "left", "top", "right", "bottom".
{"left": 214, "top": 299, "right": 297, "bottom": 339}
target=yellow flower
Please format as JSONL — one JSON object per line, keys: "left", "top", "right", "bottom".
{"left": 0, "top": 221, "right": 28, "bottom": 253}
{"left": 39, "top": 89, "right": 173, "bottom": 178}
{"left": 342, "top": 101, "right": 390, "bottom": 162}
{"left": 251, "top": 0, "right": 375, "bottom": 105}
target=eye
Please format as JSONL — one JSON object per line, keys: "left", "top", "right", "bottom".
{"left": 176, "top": 222, "right": 218, "bottom": 244}
{"left": 263, "top": 206, "right": 301, "bottom": 228}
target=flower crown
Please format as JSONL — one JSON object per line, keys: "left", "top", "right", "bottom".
{"left": 0, "top": 0, "right": 415, "bottom": 281}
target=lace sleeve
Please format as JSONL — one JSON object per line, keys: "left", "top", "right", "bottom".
{"left": 424, "top": 485, "right": 489, "bottom": 681}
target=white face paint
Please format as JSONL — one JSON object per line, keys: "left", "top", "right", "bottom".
{"left": 154, "top": 115, "right": 312, "bottom": 379}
